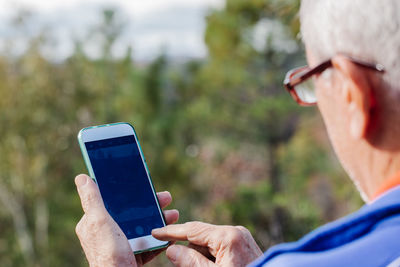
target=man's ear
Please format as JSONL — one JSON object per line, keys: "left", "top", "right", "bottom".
{"left": 331, "top": 55, "right": 373, "bottom": 139}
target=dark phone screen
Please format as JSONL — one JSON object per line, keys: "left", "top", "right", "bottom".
{"left": 85, "top": 135, "right": 164, "bottom": 240}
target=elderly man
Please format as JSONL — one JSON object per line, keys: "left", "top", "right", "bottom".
{"left": 74, "top": 0, "right": 400, "bottom": 266}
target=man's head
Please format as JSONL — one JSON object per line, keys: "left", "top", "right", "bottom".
{"left": 299, "top": 0, "right": 400, "bottom": 201}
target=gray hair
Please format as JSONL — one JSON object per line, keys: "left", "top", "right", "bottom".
{"left": 300, "top": 0, "right": 400, "bottom": 91}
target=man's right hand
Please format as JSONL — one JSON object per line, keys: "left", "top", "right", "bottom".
{"left": 74, "top": 174, "right": 179, "bottom": 267}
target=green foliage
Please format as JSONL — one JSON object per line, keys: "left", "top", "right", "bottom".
{"left": 0, "top": 2, "right": 362, "bottom": 266}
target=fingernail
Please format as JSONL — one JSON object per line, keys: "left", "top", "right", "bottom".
{"left": 75, "top": 175, "right": 88, "bottom": 187}
{"left": 152, "top": 228, "right": 161, "bottom": 235}
{"left": 167, "top": 245, "right": 181, "bottom": 263}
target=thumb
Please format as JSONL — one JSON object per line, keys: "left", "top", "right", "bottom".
{"left": 75, "top": 174, "right": 107, "bottom": 215}
{"left": 166, "top": 245, "right": 216, "bottom": 267}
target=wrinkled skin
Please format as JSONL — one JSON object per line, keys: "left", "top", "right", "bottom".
{"left": 74, "top": 174, "right": 179, "bottom": 267}
{"left": 152, "top": 221, "right": 263, "bottom": 267}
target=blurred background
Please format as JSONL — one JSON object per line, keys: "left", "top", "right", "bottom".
{"left": 0, "top": 0, "right": 363, "bottom": 266}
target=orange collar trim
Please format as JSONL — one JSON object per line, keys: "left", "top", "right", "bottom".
{"left": 372, "top": 171, "right": 400, "bottom": 200}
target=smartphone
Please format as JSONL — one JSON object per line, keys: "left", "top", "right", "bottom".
{"left": 77, "top": 122, "right": 169, "bottom": 254}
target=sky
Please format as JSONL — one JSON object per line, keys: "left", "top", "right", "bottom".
{"left": 0, "top": 0, "right": 224, "bottom": 61}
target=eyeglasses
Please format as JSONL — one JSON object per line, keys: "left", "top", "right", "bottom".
{"left": 283, "top": 56, "right": 385, "bottom": 106}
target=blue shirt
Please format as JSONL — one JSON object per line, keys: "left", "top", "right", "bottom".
{"left": 249, "top": 186, "right": 400, "bottom": 267}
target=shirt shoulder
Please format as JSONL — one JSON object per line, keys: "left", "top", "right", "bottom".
{"left": 249, "top": 186, "right": 400, "bottom": 267}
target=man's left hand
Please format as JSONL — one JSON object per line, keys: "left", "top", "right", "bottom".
{"left": 152, "top": 221, "right": 263, "bottom": 267}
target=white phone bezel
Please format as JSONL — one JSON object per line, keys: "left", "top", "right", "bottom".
{"left": 78, "top": 123, "right": 168, "bottom": 254}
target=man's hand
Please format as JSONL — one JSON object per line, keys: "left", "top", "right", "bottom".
{"left": 74, "top": 174, "right": 179, "bottom": 267}
{"left": 152, "top": 221, "right": 263, "bottom": 267}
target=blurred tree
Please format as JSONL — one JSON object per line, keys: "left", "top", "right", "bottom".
{"left": 186, "top": 0, "right": 362, "bottom": 249}
{"left": 0, "top": 2, "right": 362, "bottom": 267}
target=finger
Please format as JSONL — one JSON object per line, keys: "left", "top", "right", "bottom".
{"left": 166, "top": 245, "right": 216, "bottom": 267}
{"left": 157, "top": 191, "right": 172, "bottom": 209}
{"left": 164, "top": 209, "right": 179, "bottom": 225}
{"left": 152, "top": 222, "right": 204, "bottom": 241}
{"left": 187, "top": 243, "right": 214, "bottom": 261}
{"left": 152, "top": 222, "right": 221, "bottom": 249}
{"left": 75, "top": 174, "right": 106, "bottom": 215}
{"left": 75, "top": 214, "right": 87, "bottom": 237}
{"left": 75, "top": 215, "right": 89, "bottom": 251}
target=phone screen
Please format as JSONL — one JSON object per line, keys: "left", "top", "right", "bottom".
{"left": 85, "top": 135, "right": 164, "bottom": 240}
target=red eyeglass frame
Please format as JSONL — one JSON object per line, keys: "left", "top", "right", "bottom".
{"left": 283, "top": 56, "right": 385, "bottom": 106}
